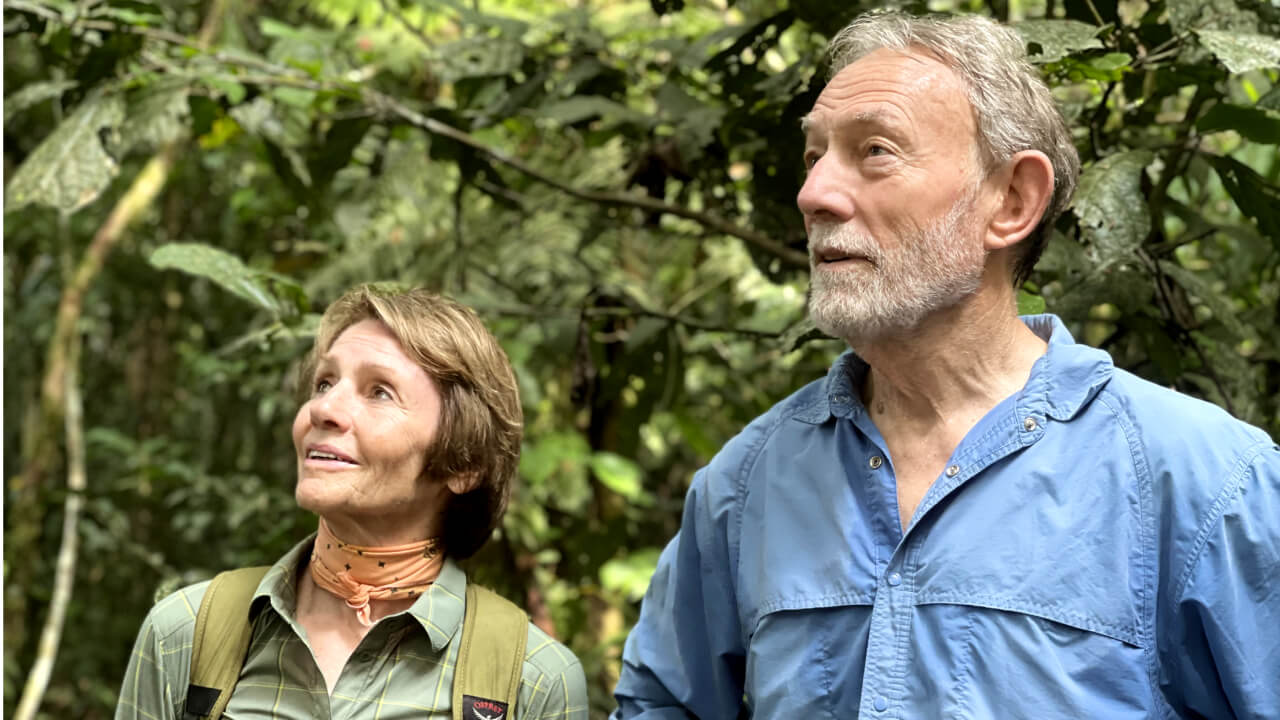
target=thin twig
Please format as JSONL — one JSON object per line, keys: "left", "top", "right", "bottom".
{"left": 376, "top": 0, "right": 433, "bottom": 50}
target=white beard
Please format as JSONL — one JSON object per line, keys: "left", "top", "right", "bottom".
{"left": 807, "top": 191, "right": 986, "bottom": 345}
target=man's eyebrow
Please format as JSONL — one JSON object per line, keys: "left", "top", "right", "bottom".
{"left": 800, "top": 109, "right": 899, "bottom": 134}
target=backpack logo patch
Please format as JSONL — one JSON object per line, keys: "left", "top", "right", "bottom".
{"left": 463, "top": 695, "right": 508, "bottom": 720}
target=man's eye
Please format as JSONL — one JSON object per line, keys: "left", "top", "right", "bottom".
{"left": 867, "top": 144, "right": 889, "bottom": 157}
{"left": 803, "top": 152, "right": 821, "bottom": 169}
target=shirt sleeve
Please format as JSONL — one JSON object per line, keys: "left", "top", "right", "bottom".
{"left": 1158, "top": 442, "right": 1280, "bottom": 719}
{"left": 612, "top": 464, "right": 746, "bottom": 719}
{"left": 114, "top": 605, "right": 181, "bottom": 720}
{"left": 522, "top": 658, "right": 589, "bottom": 720}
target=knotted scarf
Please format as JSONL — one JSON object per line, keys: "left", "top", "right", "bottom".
{"left": 308, "top": 518, "right": 444, "bottom": 626}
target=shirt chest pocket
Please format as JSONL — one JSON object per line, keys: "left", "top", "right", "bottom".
{"left": 744, "top": 600, "right": 875, "bottom": 719}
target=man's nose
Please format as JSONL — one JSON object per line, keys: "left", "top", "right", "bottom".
{"left": 309, "top": 384, "right": 353, "bottom": 431}
{"left": 796, "top": 156, "right": 855, "bottom": 228}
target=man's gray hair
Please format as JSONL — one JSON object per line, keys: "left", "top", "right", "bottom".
{"left": 827, "top": 12, "right": 1080, "bottom": 286}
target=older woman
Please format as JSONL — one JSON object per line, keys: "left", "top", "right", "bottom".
{"left": 116, "top": 285, "right": 587, "bottom": 720}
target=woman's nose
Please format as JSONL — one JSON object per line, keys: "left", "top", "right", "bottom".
{"left": 309, "top": 385, "right": 353, "bottom": 431}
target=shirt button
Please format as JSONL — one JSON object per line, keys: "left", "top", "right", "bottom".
{"left": 869, "top": 455, "right": 883, "bottom": 469}
{"left": 834, "top": 393, "right": 851, "bottom": 404}
{"left": 887, "top": 572, "right": 901, "bottom": 587}
{"left": 1024, "top": 416, "right": 1038, "bottom": 431}
{"left": 874, "top": 696, "right": 889, "bottom": 712}
{"left": 945, "top": 465, "right": 960, "bottom": 477}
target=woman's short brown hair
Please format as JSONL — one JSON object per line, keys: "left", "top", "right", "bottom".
{"left": 304, "top": 284, "right": 522, "bottom": 559}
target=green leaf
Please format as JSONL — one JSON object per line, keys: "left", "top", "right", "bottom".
{"left": 535, "top": 96, "right": 648, "bottom": 128}
{"left": 1196, "top": 103, "right": 1280, "bottom": 145}
{"left": 1015, "top": 20, "right": 1103, "bottom": 64}
{"left": 4, "top": 92, "right": 125, "bottom": 214}
{"left": 149, "top": 243, "right": 280, "bottom": 312}
{"left": 123, "top": 79, "right": 190, "bottom": 151}
{"left": 1070, "top": 150, "right": 1153, "bottom": 269}
{"left": 1258, "top": 86, "right": 1280, "bottom": 112}
{"left": 3, "top": 80, "right": 77, "bottom": 123}
{"left": 1207, "top": 155, "right": 1280, "bottom": 242}
{"left": 437, "top": 36, "right": 524, "bottom": 81}
{"left": 1157, "top": 260, "right": 1252, "bottom": 341}
{"left": 200, "top": 75, "right": 247, "bottom": 105}
{"left": 589, "top": 452, "right": 652, "bottom": 505}
{"left": 1017, "top": 290, "right": 1047, "bottom": 315}
{"left": 1196, "top": 30, "right": 1280, "bottom": 73}
{"left": 600, "top": 548, "right": 662, "bottom": 601}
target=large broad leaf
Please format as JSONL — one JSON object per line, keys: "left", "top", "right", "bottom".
{"left": 3, "top": 80, "right": 77, "bottom": 123}
{"left": 1207, "top": 155, "right": 1280, "bottom": 243}
{"left": 122, "top": 79, "right": 191, "bottom": 151}
{"left": 149, "top": 243, "right": 280, "bottom": 312}
{"left": 1197, "top": 30, "right": 1280, "bottom": 73}
{"left": 1014, "top": 20, "right": 1104, "bottom": 64}
{"left": 4, "top": 92, "right": 125, "bottom": 214}
{"left": 1196, "top": 103, "right": 1280, "bottom": 144}
{"left": 1157, "top": 261, "right": 1252, "bottom": 341}
{"left": 1070, "top": 150, "right": 1153, "bottom": 268}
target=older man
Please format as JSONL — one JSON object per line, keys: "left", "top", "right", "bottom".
{"left": 613, "top": 11, "right": 1279, "bottom": 720}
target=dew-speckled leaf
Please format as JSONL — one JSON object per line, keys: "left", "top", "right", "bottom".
{"left": 1070, "top": 150, "right": 1153, "bottom": 269}
{"left": 1015, "top": 20, "right": 1103, "bottom": 64}
{"left": 4, "top": 92, "right": 125, "bottom": 214}
{"left": 1158, "top": 260, "right": 1252, "bottom": 341}
{"left": 3, "top": 80, "right": 77, "bottom": 123}
{"left": 1197, "top": 30, "right": 1280, "bottom": 73}
{"left": 149, "top": 243, "right": 280, "bottom": 312}
{"left": 123, "top": 79, "right": 190, "bottom": 151}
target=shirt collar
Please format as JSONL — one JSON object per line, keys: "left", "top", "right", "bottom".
{"left": 795, "top": 313, "right": 1114, "bottom": 424}
{"left": 253, "top": 533, "right": 467, "bottom": 652}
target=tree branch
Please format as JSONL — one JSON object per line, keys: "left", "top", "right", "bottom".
{"left": 12, "top": 319, "right": 86, "bottom": 720}
{"left": 369, "top": 95, "right": 810, "bottom": 268}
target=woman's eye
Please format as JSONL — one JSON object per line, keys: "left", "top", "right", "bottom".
{"left": 372, "top": 386, "right": 393, "bottom": 401}
{"left": 314, "top": 379, "right": 332, "bottom": 395}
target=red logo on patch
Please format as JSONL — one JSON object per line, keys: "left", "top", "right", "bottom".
{"left": 463, "top": 695, "right": 508, "bottom": 720}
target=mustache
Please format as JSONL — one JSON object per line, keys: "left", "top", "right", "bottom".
{"left": 807, "top": 222, "right": 880, "bottom": 264}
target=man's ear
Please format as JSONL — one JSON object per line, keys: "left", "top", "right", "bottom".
{"left": 446, "top": 473, "right": 479, "bottom": 495}
{"left": 985, "top": 150, "right": 1055, "bottom": 252}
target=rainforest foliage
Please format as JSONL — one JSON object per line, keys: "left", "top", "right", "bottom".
{"left": 4, "top": 0, "right": 1278, "bottom": 716}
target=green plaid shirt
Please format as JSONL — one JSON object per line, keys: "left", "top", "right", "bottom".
{"left": 115, "top": 537, "right": 588, "bottom": 720}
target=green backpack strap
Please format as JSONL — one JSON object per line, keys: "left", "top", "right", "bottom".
{"left": 452, "top": 583, "right": 529, "bottom": 720}
{"left": 185, "top": 566, "right": 270, "bottom": 720}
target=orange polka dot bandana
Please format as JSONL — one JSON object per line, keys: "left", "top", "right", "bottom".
{"left": 309, "top": 518, "right": 444, "bottom": 626}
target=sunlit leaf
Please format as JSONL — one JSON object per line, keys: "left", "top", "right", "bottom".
{"left": 589, "top": 452, "right": 653, "bottom": 505}
{"left": 600, "top": 548, "right": 662, "bottom": 601}
{"left": 149, "top": 243, "right": 280, "bottom": 312}
{"left": 4, "top": 92, "right": 125, "bottom": 213}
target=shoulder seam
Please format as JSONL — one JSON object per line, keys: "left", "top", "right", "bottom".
{"left": 1170, "top": 438, "right": 1273, "bottom": 603}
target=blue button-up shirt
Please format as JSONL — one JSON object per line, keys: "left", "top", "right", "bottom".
{"left": 614, "top": 315, "right": 1280, "bottom": 719}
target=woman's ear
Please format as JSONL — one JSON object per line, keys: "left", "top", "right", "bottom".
{"left": 446, "top": 473, "right": 479, "bottom": 495}
{"left": 985, "top": 150, "right": 1055, "bottom": 252}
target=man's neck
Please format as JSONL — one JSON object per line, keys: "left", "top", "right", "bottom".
{"left": 851, "top": 283, "right": 1047, "bottom": 436}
